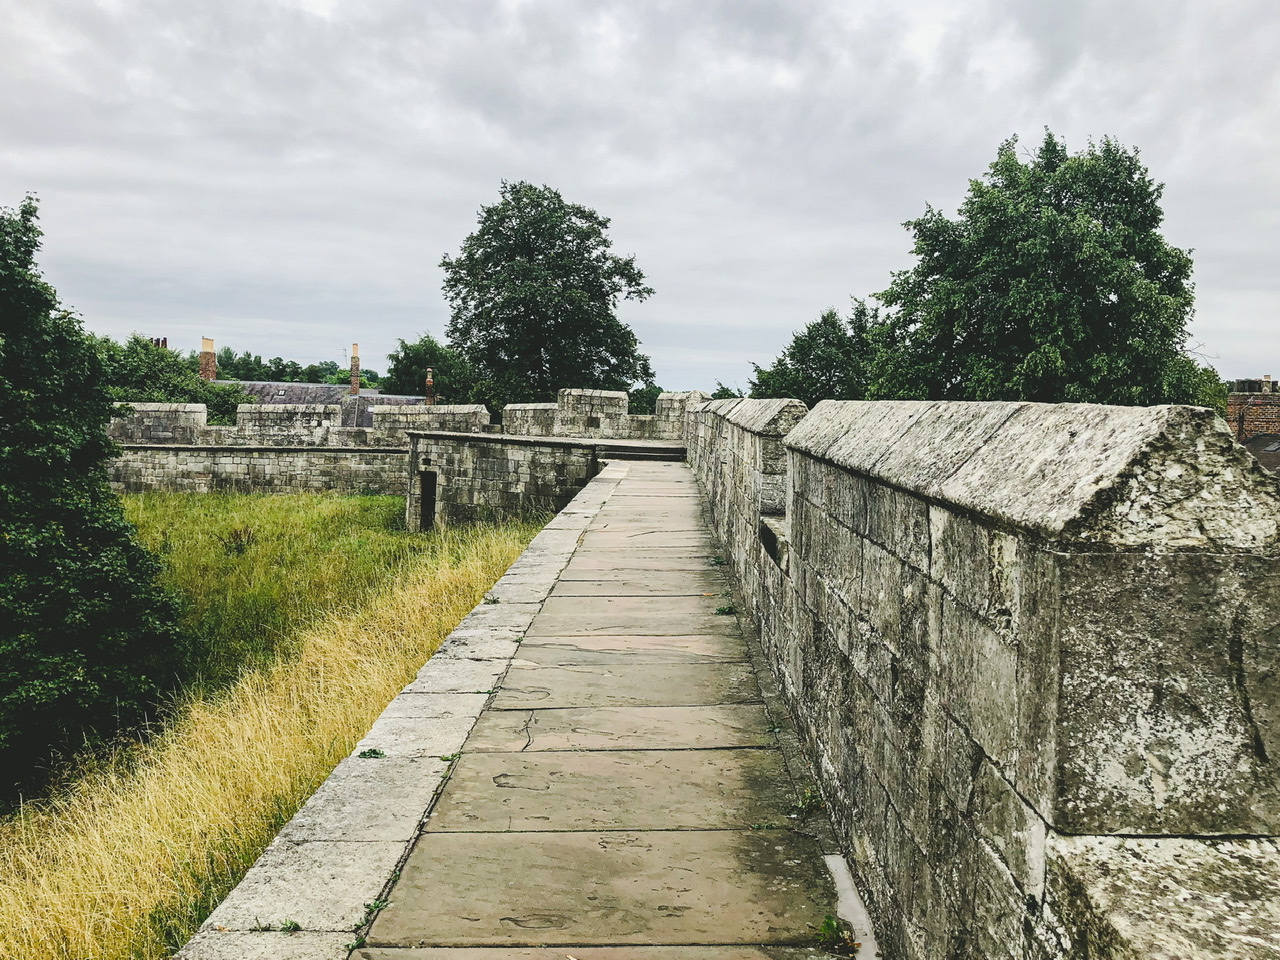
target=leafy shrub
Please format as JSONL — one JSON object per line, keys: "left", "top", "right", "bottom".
{"left": 0, "top": 197, "right": 184, "bottom": 798}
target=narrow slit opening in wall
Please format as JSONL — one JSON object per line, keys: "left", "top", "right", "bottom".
{"left": 419, "top": 469, "right": 438, "bottom": 531}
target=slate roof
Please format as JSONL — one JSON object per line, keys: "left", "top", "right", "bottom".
{"left": 216, "top": 381, "right": 428, "bottom": 426}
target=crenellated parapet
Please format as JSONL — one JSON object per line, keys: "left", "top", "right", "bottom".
{"left": 687, "top": 396, "right": 1280, "bottom": 960}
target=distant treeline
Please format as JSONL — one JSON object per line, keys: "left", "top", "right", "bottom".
{"left": 203, "top": 346, "right": 381, "bottom": 387}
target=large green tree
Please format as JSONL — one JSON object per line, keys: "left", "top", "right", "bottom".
{"left": 0, "top": 198, "right": 184, "bottom": 791}
{"left": 384, "top": 333, "right": 476, "bottom": 399}
{"left": 750, "top": 302, "right": 880, "bottom": 408}
{"left": 442, "top": 181, "right": 655, "bottom": 410}
{"left": 871, "top": 131, "right": 1198, "bottom": 404}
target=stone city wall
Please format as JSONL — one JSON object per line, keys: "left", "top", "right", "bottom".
{"left": 111, "top": 445, "right": 408, "bottom": 496}
{"left": 406, "top": 431, "right": 598, "bottom": 530}
{"left": 502, "top": 389, "right": 706, "bottom": 440}
{"left": 686, "top": 397, "right": 1280, "bottom": 960}
{"left": 107, "top": 402, "right": 487, "bottom": 495}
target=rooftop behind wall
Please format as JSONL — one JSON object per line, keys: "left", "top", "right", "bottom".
{"left": 688, "top": 397, "right": 1280, "bottom": 960}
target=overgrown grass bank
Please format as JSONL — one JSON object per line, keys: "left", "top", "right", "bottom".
{"left": 123, "top": 492, "right": 428, "bottom": 689}
{"left": 0, "top": 494, "right": 542, "bottom": 960}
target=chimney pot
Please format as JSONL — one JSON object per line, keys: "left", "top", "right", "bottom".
{"left": 198, "top": 337, "right": 217, "bottom": 381}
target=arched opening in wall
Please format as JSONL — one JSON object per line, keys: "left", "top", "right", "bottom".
{"left": 418, "top": 470, "right": 438, "bottom": 531}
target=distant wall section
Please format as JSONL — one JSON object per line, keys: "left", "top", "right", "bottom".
{"left": 406, "top": 431, "right": 598, "bottom": 530}
{"left": 108, "top": 402, "right": 490, "bottom": 495}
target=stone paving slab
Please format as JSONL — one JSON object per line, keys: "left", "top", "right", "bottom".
{"left": 278, "top": 756, "right": 449, "bottom": 842}
{"left": 483, "top": 577, "right": 562, "bottom": 604}
{"left": 540, "top": 595, "right": 729, "bottom": 617}
{"left": 178, "top": 931, "right": 352, "bottom": 960}
{"left": 356, "top": 948, "right": 838, "bottom": 959}
{"left": 549, "top": 574, "right": 727, "bottom": 596}
{"left": 591, "top": 508, "right": 706, "bottom": 523}
{"left": 527, "top": 610, "right": 739, "bottom": 638}
{"left": 433, "top": 635, "right": 523, "bottom": 661}
{"left": 369, "top": 830, "right": 834, "bottom": 947}
{"left": 466, "top": 704, "right": 774, "bottom": 751}
{"left": 513, "top": 635, "right": 749, "bottom": 664}
{"left": 559, "top": 558, "right": 719, "bottom": 576}
{"left": 492, "top": 662, "right": 758, "bottom": 709}
{"left": 600, "top": 493, "right": 702, "bottom": 501}
{"left": 554, "top": 565, "right": 726, "bottom": 584}
{"left": 590, "top": 512, "right": 706, "bottom": 527}
{"left": 562, "top": 543, "right": 716, "bottom": 557}
{"left": 425, "top": 749, "right": 794, "bottom": 832}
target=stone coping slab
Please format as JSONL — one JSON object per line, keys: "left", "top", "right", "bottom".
{"left": 465, "top": 704, "right": 774, "bottom": 752}
{"left": 1051, "top": 835, "right": 1280, "bottom": 959}
{"left": 526, "top": 610, "right": 740, "bottom": 638}
{"left": 180, "top": 931, "right": 353, "bottom": 960}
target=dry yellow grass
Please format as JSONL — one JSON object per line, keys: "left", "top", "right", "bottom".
{"left": 0, "top": 520, "right": 538, "bottom": 960}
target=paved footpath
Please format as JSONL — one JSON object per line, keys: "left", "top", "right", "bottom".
{"left": 362, "top": 461, "right": 853, "bottom": 958}
{"left": 187, "top": 461, "right": 875, "bottom": 960}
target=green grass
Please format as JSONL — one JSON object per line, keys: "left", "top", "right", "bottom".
{"left": 122, "top": 492, "right": 426, "bottom": 689}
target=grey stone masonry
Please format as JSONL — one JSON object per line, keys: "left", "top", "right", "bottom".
{"left": 687, "top": 397, "right": 1280, "bottom": 960}
{"left": 369, "top": 404, "right": 490, "bottom": 442}
{"left": 107, "top": 402, "right": 491, "bottom": 496}
{"left": 501, "top": 389, "right": 708, "bottom": 440}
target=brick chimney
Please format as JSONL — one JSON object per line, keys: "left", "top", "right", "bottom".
{"left": 350, "top": 343, "right": 361, "bottom": 395}
{"left": 425, "top": 367, "right": 435, "bottom": 406}
{"left": 198, "top": 337, "right": 216, "bottom": 381}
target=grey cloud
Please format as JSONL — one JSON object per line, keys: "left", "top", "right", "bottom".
{"left": 1, "top": 0, "right": 1277, "bottom": 388}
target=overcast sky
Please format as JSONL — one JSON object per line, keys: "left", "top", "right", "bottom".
{"left": 3, "top": 0, "right": 1277, "bottom": 392}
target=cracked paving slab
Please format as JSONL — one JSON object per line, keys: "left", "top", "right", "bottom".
{"left": 465, "top": 704, "right": 775, "bottom": 752}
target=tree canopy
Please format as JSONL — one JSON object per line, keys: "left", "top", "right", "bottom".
{"left": 750, "top": 302, "right": 879, "bottom": 408}
{"left": 384, "top": 333, "right": 476, "bottom": 399}
{"left": 442, "top": 181, "right": 655, "bottom": 411}
{"left": 871, "top": 131, "right": 1197, "bottom": 404}
{"left": 0, "top": 198, "right": 184, "bottom": 790}
{"left": 749, "top": 131, "right": 1224, "bottom": 410}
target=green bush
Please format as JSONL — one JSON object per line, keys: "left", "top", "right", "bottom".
{"left": 0, "top": 197, "right": 184, "bottom": 797}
